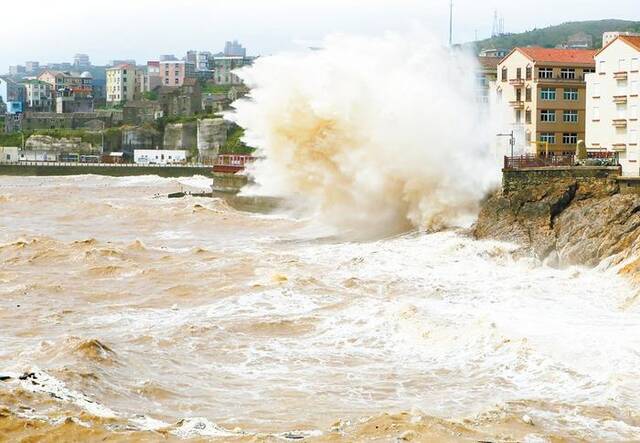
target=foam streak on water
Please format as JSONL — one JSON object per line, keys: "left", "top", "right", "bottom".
{"left": 1, "top": 175, "right": 640, "bottom": 441}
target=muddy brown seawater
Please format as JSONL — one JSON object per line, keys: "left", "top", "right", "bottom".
{"left": 1, "top": 175, "right": 640, "bottom": 442}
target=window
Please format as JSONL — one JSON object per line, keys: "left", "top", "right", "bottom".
{"left": 593, "top": 107, "right": 600, "bottom": 120}
{"left": 629, "top": 129, "right": 638, "bottom": 145}
{"left": 516, "top": 67, "right": 522, "bottom": 79}
{"left": 540, "top": 110, "right": 556, "bottom": 122}
{"left": 525, "top": 87, "right": 532, "bottom": 102}
{"left": 584, "top": 68, "right": 595, "bottom": 74}
{"left": 515, "top": 110, "right": 522, "bottom": 123}
{"left": 501, "top": 67, "right": 507, "bottom": 81}
{"left": 619, "top": 59, "right": 627, "bottom": 72}
{"left": 632, "top": 58, "right": 639, "bottom": 72}
{"left": 631, "top": 105, "right": 638, "bottom": 120}
{"left": 526, "top": 65, "right": 532, "bottom": 80}
{"left": 564, "top": 110, "right": 578, "bottom": 123}
{"left": 560, "top": 68, "right": 576, "bottom": 79}
{"left": 525, "top": 110, "right": 532, "bottom": 124}
{"left": 563, "top": 133, "right": 578, "bottom": 145}
{"left": 599, "top": 60, "right": 606, "bottom": 74}
{"left": 592, "top": 83, "right": 601, "bottom": 97}
{"left": 541, "top": 88, "right": 556, "bottom": 100}
{"left": 632, "top": 81, "right": 639, "bottom": 95}
{"left": 540, "top": 133, "right": 556, "bottom": 144}
{"left": 539, "top": 68, "right": 553, "bottom": 79}
{"left": 564, "top": 88, "right": 578, "bottom": 100}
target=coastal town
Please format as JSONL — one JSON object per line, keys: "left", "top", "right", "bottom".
{"left": 0, "top": 40, "right": 254, "bottom": 169}
{"left": 2, "top": 30, "right": 640, "bottom": 180}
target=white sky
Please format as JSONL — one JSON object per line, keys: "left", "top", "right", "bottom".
{"left": 1, "top": 0, "right": 638, "bottom": 71}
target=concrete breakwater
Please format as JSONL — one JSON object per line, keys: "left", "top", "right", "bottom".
{"left": 0, "top": 163, "right": 214, "bottom": 178}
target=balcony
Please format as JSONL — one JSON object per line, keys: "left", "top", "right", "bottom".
{"left": 509, "top": 100, "right": 524, "bottom": 109}
{"left": 536, "top": 75, "right": 585, "bottom": 84}
{"left": 612, "top": 118, "right": 628, "bottom": 128}
{"left": 613, "top": 95, "right": 628, "bottom": 104}
{"left": 614, "top": 71, "right": 628, "bottom": 80}
{"left": 509, "top": 78, "right": 525, "bottom": 86}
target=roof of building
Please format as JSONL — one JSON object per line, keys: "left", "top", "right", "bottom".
{"left": 595, "top": 35, "right": 640, "bottom": 57}
{"left": 507, "top": 47, "right": 596, "bottom": 65}
{"left": 477, "top": 56, "right": 501, "bottom": 69}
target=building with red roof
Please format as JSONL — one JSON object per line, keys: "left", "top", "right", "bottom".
{"left": 495, "top": 47, "right": 596, "bottom": 156}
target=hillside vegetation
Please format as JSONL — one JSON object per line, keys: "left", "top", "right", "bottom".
{"left": 473, "top": 19, "right": 640, "bottom": 52}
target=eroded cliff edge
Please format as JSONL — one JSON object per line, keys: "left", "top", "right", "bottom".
{"left": 474, "top": 176, "right": 640, "bottom": 283}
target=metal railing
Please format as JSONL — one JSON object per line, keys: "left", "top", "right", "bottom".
{"left": 504, "top": 152, "right": 619, "bottom": 170}
{"left": 0, "top": 161, "right": 213, "bottom": 168}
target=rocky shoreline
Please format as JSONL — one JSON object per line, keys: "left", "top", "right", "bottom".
{"left": 473, "top": 178, "right": 640, "bottom": 285}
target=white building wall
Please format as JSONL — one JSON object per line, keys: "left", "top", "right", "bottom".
{"left": 586, "top": 39, "right": 640, "bottom": 176}
{"left": 134, "top": 149, "right": 187, "bottom": 165}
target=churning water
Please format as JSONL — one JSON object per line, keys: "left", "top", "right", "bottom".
{"left": 1, "top": 175, "right": 640, "bottom": 442}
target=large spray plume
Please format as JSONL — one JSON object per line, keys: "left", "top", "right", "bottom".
{"left": 230, "top": 32, "right": 501, "bottom": 238}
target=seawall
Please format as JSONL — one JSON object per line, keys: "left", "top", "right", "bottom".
{"left": 502, "top": 166, "right": 622, "bottom": 194}
{"left": 0, "top": 164, "right": 213, "bottom": 178}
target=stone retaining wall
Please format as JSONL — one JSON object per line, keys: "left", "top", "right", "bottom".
{"left": 502, "top": 166, "right": 622, "bottom": 194}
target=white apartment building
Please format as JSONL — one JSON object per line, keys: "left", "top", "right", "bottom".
{"left": 586, "top": 35, "right": 640, "bottom": 176}
{"left": 23, "top": 80, "right": 52, "bottom": 111}
{"left": 106, "top": 64, "right": 139, "bottom": 104}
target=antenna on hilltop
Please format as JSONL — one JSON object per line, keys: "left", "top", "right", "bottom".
{"left": 449, "top": 0, "right": 453, "bottom": 46}
{"left": 491, "top": 10, "right": 505, "bottom": 38}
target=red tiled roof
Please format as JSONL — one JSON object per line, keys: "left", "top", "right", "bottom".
{"left": 515, "top": 47, "right": 596, "bottom": 65}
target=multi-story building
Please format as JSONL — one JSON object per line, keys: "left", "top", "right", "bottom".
{"left": 224, "top": 40, "right": 247, "bottom": 57}
{"left": 586, "top": 35, "right": 640, "bottom": 176}
{"left": 495, "top": 47, "right": 596, "bottom": 155}
{"left": 73, "top": 54, "right": 91, "bottom": 70}
{"left": 0, "top": 77, "right": 26, "bottom": 114}
{"left": 476, "top": 56, "right": 500, "bottom": 104}
{"left": 106, "top": 64, "right": 139, "bottom": 104}
{"left": 25, "top": 61, "right": 40, "bottom": 74}
{"left": 146, "top": 61, "right": 161, "bottom": 91}
{"left": 38, "top": 70, "right": 93, "bottom": 97}
{"left": 9, "top": 65, "right": 26, "bottom": 76}
{"left": 23, "top": 80, "right": 53, "bottom": 111}
{"left": 211, "top": 56, "right": 253, "bottom": 85}
{"left": 159, "top": 60, "right": 195, "bottom": 87}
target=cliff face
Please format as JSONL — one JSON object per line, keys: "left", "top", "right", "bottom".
{"left": 474, "top": 179, "right": 640, "bottom": 277}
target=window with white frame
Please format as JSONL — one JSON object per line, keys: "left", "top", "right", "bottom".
{"left": 592, "top": 83, "right": 601, "bottom": 97}
{"left": 619, "top": 59, "right": 627, "bottom": 72}
{"left": 632, "top": 58, "right": 639, "bottom": 71}
{"left": 541, "top": 88, "right": 556, "bottom": 100}
{"left": 629, "top": 129, "right": 638, "bottom": 145}
{"left": 540, "top": 132, "right": 556, "bottom": 143}
{"left": 563, "top": 133, "right": 578, "bottom": 145}
{"left": 560, "top": 68, "right": 576, "bottom": 79}
{"left": 593, "top": 107, "right": 600, "bottom": 120}
{"left": 539, "top": 68, "right": 553, "bottom": 79}
{"left": 599, "top": 60, "right": 606, "bottom": 73}
{"left": 632, "top": 81, "right": 639, "bottom": 95}
{"left": 631, "top": 105, "right": 638, "bottom": 120}
{"left": 564, "top": 110, "right": 578, "bottom": 123}
{"left": 564, "top": 88, "right": 578, "bottom": 100}
{"left": 540, "top": 110, "right": 556, "bottom": 122}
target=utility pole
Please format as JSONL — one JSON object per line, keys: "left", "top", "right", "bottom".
{"left": 449, "top": 0, "right": 453, "bottom": 46}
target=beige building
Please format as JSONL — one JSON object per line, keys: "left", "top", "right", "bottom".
{"left": 38, "top": 70, "right": 93, "bottom": 97}
{"left": 495, "top": 47, "right": 596, "bottom": 155}
{"left": 586, "top": 35, "right": 640, "bottom": 176}
{"left": 159, "top": 61, "right": 195, "bottom": 87}
{"left": 106, "top": 64, "right": 140, "bottom": 104}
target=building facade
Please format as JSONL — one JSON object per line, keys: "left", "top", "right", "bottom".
{"left": 38, "top": 70, "right": 93, "bottom": 97}
{"left": 211, "top": 56, "right": 253, "bottom": 85}
{"left": 586, "top": 35, "right": 640, "bottom": 176}
{"left": 159, "top": 61, "right": 195, "bottom": 87}
{"left": 106, "top": 64, "right": 139, "bottom": 104}
{"left": 0, "top": 77, "right": 26, "bottom": 114}
{"left": 495, "top": 47, "right": 596, "bottom": 155}
{"left": 23, "top": 80, "right": 53, "bottom": 111}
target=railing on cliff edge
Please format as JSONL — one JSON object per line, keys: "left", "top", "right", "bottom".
{"left": 503, "top": 152, "right": 619, "bottom": 170}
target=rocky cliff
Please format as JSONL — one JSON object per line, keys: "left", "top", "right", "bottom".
{"left": 474, "top": 179, "right": 640, "bottom": 283}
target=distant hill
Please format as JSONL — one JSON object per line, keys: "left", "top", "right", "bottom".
{"left": 472, "top": 19, "right": 640, "bottom": 52}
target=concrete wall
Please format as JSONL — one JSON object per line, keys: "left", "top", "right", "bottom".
{"left": 197, "top": 118, "right": 227, "bottom": 162}
{"left": 502, "top": 166, "right": 621, "bottom": 194}
{"left": 163, "top": 122, "right": 197, "bottom": 150}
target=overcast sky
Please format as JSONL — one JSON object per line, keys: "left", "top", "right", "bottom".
{"left": 1, "top": 0, "right": 637, "bottom": 72}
